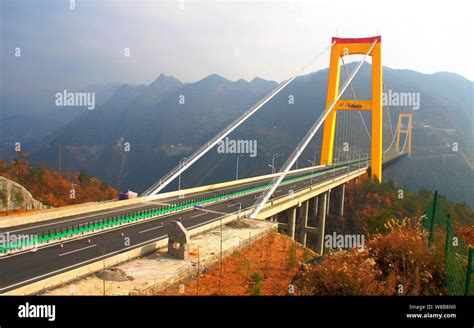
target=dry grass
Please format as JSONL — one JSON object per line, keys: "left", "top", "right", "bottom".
{"left": 139, "top": 232, "right": 315, "bottom": 296}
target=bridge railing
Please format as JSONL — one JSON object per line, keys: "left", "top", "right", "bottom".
{"left": 2, "top": 163, "right": 363, "bottom": 254}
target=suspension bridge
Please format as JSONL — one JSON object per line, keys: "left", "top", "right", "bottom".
{"left": 0, "top": 36, "right": 414, "bottom": 294}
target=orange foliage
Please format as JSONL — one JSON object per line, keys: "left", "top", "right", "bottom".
{"left": 294, "top": 248, "right": 392, "bottom": 295}
{"left": 294, "top": 218, "right": 446, "bottom": 296}
{"left": 141, "top": 233, "right": 313, "bottom": 296}
{"left": 368, "top": 218, "right": 446, "bottom": 295}
{"left": 0, "top": 153, "right": 117, "bottom": 208}
{"left": 455, "top": 223, "right": 474, "bottom": 247}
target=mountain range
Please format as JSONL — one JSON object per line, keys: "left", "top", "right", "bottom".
{"left": 1, "top": 64, "right": 472, "bottom": 207}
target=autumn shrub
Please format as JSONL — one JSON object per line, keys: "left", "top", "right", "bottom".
{"left": 368, "top": 218, "right": 446, "bottom": 295}
{"left": 0, "top": 154, "right": 117, "bottom": 209}
{"left": 294, "top": 248, "right": 391, "bottom": 295}
{"left": 455, "top": 222, "right": 474, "bottom": 247}
{"left": 294, "top": 218, "right": 447, "bottom": 295}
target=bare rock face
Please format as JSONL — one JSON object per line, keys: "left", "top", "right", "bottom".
{"left": 96, "top": 268, "right": 131, "bottom": 282}
{"left": 0, "top": 176, "right": 47, "bottom": 212}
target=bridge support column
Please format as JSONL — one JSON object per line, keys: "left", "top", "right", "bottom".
{"left": 371, "top": 41, "right": 383, "bottom": 182}
{"left": 316, "top": 193, "right": 328, "bottom": 255}
{"left": 288, "top": 207, "right": 296, "bottom": 240}
{"left": 299, "top": 201, "right": 309, "bottom": 246}
{"left": 326, "top": 189, "right": 331, "bottom": 215}
{"left": 339, "top": 183, "right": 345, "bottom": 217}
{"left": 313, "top": 196, "right": 319, "bottom": 218}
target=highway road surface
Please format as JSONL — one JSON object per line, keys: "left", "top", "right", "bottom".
{"left": 0, "top": 162, "right": 366, "bottom": 294}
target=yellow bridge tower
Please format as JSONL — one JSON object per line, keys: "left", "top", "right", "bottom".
{"left": 395, "top": 112, "right": 413, "bottom": 156}
{"left": 320, "top": 36, "right": 383, "bottom": 182}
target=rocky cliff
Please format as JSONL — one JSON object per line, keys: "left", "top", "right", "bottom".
{"left": 0, "top": 176, "right": 47, "bottom": 212}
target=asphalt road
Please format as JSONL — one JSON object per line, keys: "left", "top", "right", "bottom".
{"left": 0, "top": 163, "right": 366, "bottom": 294}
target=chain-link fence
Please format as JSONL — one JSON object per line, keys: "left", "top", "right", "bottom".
{"left": 423, "top": 191, "right": 474, "bottom": 296}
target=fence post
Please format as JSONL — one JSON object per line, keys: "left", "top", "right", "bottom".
{"left": 444, "top": 215, "right": 452, "bottom": 295}
{"left": 465, "top": 248, "right": 474, "bottom": 296}
{"left": 428, "top": 191, "right": 438, "bottom": 247}
{"left": 445, "top": 215, "right": 451, "bottom": 256}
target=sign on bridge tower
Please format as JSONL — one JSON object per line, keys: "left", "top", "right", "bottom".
{"left": 320, "top": 36, "right": 383, "bottom": 182}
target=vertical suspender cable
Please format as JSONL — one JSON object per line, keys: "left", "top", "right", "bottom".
{"left": 250, "top": 40, "right": 377, "bottom": 219}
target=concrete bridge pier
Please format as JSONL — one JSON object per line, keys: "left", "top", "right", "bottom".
{"left": 299, "top": 200, "right": 309, "bottom": 246}
{"left": 313, "top": 196, "right": 319, "bottom": 218}
{"left": 339, "top": 183, "right": 346, "bottom": 217}
{"left": 326, "top": 189, "right": 331, "bottom": 215}
{"left": 316, "top": 192, "right": 328, "bottom": 255}
{"left": 288, "top": 207, "right": 297, "bottom": 240}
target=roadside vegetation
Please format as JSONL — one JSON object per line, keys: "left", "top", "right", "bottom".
{"left": 0, "top": 152, "right": 117, "bottom": 210}
{"left": 140, "top": 232, "right": 314, "bottom": 296}
{"left": 293, "top": 218, "right": 447, "bottom": 295}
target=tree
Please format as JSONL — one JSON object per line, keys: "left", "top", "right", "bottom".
{"left": 99, "top": 180, "right": 109, "bottom": 191}
{"left": 78, "top": 169, "right": 91, "bottom": 183}
{"left": 248, "top": 272, "right": 263, "bottom": 296}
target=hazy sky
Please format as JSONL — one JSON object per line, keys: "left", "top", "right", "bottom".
{"left": 1, "top": 0, "right": 473, "bottom": 91}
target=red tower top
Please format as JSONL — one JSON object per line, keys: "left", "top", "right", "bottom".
{"left": 332, "top": 36, "right": 382, "bottom": 44}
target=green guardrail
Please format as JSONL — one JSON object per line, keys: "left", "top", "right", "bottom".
{"left": 0, "top": 158, "right": 369, "bottom": 253}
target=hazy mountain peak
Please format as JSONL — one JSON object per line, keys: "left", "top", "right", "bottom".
{"left": 249, "top": 77, "right": 279, "bottom": 90}
{"left": 149, "top": 73, "right": 183, "bottom": 88}
{"left": 235, "top": 78, "right": 248, "bottom": 84}
{"left": 250, "top": 77, "right": 269, "bottom": 83}
{"left": 139, "top": 73, "right": 183, "bottom": 105}
{"left": 197, "top": 74, "right": 232, "bottom": 85}
{"left": 105, "top": 83, "right": 147, "bottom": 105}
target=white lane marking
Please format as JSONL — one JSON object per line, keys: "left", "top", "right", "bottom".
{"left": 59, "top": 244, "right": 96, "bottom": 257}
{"left": 2, "top": 207, "right": 240, "bottom": 293}
{"left": 3, "top": 173, "right": 278, "bottom": 234}
{"left": 8, "top": 165, "right": 345, "bottom": 234}
{"left": 0, "top": 170, "right": 365, "bottom": 293}
{"left": 139, "top": 225, "right": 163, "bottom": 234}
{"left": 0, "top": 167, "right": 364, "bottom": 260}
{"left": 1, "top": 169, "right": 365, "bottom": 292}
{"left": 191, "top": 212, "right": 207, "bottom": 218}
{"left": 3, "top": 166, "right": 340, "bottom": 235}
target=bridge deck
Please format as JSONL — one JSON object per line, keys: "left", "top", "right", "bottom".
{"left": 0, "top": 153, "right": 406, "bottom": 294}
